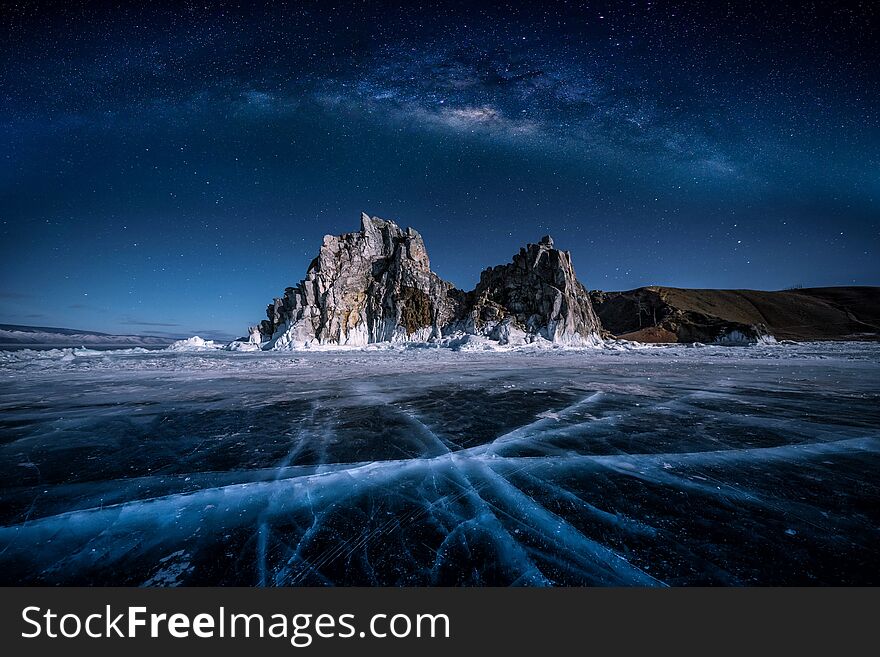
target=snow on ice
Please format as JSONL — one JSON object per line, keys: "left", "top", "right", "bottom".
{"left": 0, "top": 341, "right": 878, "bottom": 585}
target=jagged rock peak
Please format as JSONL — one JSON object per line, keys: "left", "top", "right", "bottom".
{"left": 257, "top": 212, "right": 456, "bottom": 349}
{"left": 461, "top": 235, "right": 602, "bottom": 345}
{"left": 248, "top": 214, "right": 603, "bottom": 350}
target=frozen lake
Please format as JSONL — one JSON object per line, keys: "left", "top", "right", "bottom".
{"left": 1, "top": 342, "right": 878, "bottom": 585}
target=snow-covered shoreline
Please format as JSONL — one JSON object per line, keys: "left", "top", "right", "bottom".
{"left": 170, "top": 329, "right": 776, "bottom": 354}
{"left": 2, "top": 338, "right": 878, "bottom": 375}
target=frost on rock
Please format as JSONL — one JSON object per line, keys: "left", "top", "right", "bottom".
{"left": 248, "top": 325, "right": 262, "bottom": 344}
{"left": 252, "top": 214, "right": 603, "bottom": 350}
{"left": 714, "top": 325, "right": 778, "bottom": 346}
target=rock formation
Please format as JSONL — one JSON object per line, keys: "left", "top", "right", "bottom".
{"left": 250, "top": 213, "right": 603, "bottom": 348}
{"left": 256, "top": 213, "right": 457, "bottom": 348}
{"left": 591, "top": 287, "right": 773, "bottom": 344}
{"left": 590, "top": 286, "right": 880, "bottom": 343}
{"left": 244, "top": 215, "right": 880, "bottom": 348}
{"left": 453, "top": 236, "right": 602, "bottom": 345}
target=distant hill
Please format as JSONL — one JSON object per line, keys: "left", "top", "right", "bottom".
{"left": 0, "top": 324, "right": 177, "bottom": 349}
{"left": 590, "top": 286, "right": 880, "bottom": 343}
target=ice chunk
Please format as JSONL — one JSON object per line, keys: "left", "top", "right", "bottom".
{"left": 166, "top": 336, "right": 223, "bottom": 351}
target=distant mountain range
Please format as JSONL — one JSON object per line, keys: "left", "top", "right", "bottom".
{"left": 0, "top": 324, "right": 176, "bottom": 348}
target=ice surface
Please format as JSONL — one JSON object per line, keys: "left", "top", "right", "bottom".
{"left": 0, "top": 342, "right": 878, "bottom": 585}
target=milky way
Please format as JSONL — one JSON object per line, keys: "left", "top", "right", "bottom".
{"left": 1, "top": 1, "right": 877, "bottom": 337}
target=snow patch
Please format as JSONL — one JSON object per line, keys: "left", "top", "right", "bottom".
{"left": 166, "top": 336, "right": 223, "bottom": 352}
{"left": 225, "top": 340, "right": 262, "bottom": 352}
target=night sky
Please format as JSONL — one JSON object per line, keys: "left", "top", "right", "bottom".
{"left": 2, "top": 1, "right": 878, "bottom": 339}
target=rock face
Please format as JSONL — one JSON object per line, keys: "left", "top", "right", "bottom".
{"left": 258, "top": 213, "right": 457, "bottom": 348}
{"left": 250, "top": 219, "right": 880, "bottom": 349}
{"left": 589, "top": 287, "right": 775, "bottom": 344}
{"left": 454, "top": 235, "right": 602, "bottom": 345}
{"left": 590, "top": 286, "right": 880, "bottom": 343}
{"left": 251, "top": 214, "right": 603, "bottom": 348}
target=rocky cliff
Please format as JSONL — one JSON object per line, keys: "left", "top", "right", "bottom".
{"left": 590, "top": 286, "right": 880, "bottom": 343}
{"left": 256, "top": 213, "right": 457, "bottom": 348}
{"left": 247, "top": 216, "right": 878, "bottom": 348}
{"left": 454, "top": 236, "right": 602, "bottom": 345}
{"left": 250, "top": 214, "right": 602, "bottom": 348}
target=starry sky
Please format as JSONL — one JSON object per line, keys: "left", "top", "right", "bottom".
{"left": 2, "top": 1, "right": 878, "bottom": 339}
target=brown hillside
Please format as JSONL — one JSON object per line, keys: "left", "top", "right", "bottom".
{"left": 591, "top": 286, "right": 880, "bottom": 343}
